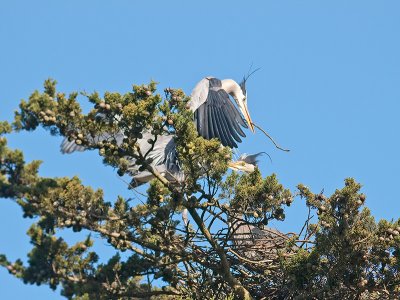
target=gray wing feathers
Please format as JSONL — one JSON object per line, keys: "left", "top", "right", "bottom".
{"left": 61, "top": 139, "right": 86, "bottom": 154}
{"left": 214, "top": 90, "right": 243, "bottom": 146}
{"left": 213, "top": 98, "right": 236, "bottom": 148}
{"left": 127, "top": 133, "right": 174, "bottom": 174}
{"left": 201, "top": 102, "right": 209, "bottom": 140}
{"left": 225, "top": 99, "right": 248, "bottom": 131}
{"left": 208, "top": 99, "right": 226, "bottom": 146}
{"left": 195, "top": 103, "right": 207, "bottom": 139}
{"left": 195, "top": 89, "right": 247, "bottom": 148}
{"left": 60, "top": 131, "right": 125, "bottom": 154}
{"left": 127, "top": 133, "right": 183, "bottom": 186}
{"left": 239, "top": 152, "right": 267, "bottom": 165}
{"left": 61, "top": 127, "right": 183, "bottom": 186}
{"left": 130, "top": 138, "right": 184, "bottom": 187}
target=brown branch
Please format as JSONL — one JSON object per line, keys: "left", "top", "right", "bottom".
{"left": 252, "top": 122, "right": 290, "bottom": 152}
{"left": 187, "top": 207, "right": 253, "bottom": 300}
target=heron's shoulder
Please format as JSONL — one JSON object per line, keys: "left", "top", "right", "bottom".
{"left": 191, "top": 77, "right": 211, "bottom": 94}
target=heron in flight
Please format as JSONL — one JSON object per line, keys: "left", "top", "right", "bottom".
{"left": 61, "top": 76, "right": 258, "bottom": 185}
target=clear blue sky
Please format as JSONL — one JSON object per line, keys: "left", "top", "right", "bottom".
{"left": 1, "top": 1, "right": 400, "bottom": 298}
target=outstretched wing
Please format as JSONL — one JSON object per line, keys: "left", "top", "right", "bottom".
{"left": 194, "top": 88, "right": 248, "bottom": 148}
{"left": 60, "top": 113, "right": 124, "bottom": 154}
{"left": 60, "top": 131, "right": 124, "bottom": 154}
{"left": 60, "top": 138, "right": 86, "bottom": 154}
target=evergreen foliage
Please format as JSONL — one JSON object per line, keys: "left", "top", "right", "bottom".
{"left": 1, "top": 80, "right": 399, "bottom": 299}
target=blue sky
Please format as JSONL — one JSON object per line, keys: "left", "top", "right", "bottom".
{"left": 1, "top": 1, "right": 400, "bottom": 298}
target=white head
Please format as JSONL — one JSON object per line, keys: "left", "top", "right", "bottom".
{"left": 221, "top": 79, "right": 255, "bottom": 132}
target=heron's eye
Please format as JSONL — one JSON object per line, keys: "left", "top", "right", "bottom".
{"left": 243, "top": 97, "right": 247, "bottom": 102}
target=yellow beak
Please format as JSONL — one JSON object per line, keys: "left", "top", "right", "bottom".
{"left": 242, "top": 104, "right": 255, "bottom": 133}
{"left": 228, "top": 161, "right": 256, "bottom": 173}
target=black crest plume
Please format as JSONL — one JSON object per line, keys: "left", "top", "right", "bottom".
{"left": 239, "top": 64, "right": 261, "bottom": 96}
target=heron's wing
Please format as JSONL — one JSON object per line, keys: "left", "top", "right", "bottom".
{"left": 188, "top": 78, "right": 210, "bottom": 111}
{"left": 60, "top": 139, "right": 86, "bottom": 154}
{"left": 60, "top": 113, "right": 124, "bottom": 154}
{"left": 130, "top": 166, "right": 166, "bottom": 188}
{"left": 164, "top": 137, "right": 181, "bottom": 174}
{"left": 60, "top": 131, "right": 124, "bottom": 154}
{"left": 127, "top": 133, "right": 180, "bottom": 175}
{"left": 195, "top": 89, "right": 247, "bottom": 148}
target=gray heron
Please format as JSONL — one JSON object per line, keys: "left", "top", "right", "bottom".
{"left": 228, "top": 216, "right": 292, "bottom": 261}
{"left": 190, "top": 77, "right": 254, "bottom": 148}
{"left": 61, "top": 76, "right": 259, "bottom": 185}
{"left": 228, "top": 152, "right": 269, "bottom": 173}
{"left": 61, "top": 131, "right": 261, "bottom": 186}
{"left": 61, "top": 130, "right": 183, "bottom": 187}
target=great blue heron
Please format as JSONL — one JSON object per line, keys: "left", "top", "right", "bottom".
{"left": 228, "top": 216, "right": 292, "bottom": 262}
{"left": 61, "top": 130, "right": 183, "bottom": 187}
{"left": 228, "top": 152, "right": 269, "bottom": 173}
{"left": 190, "top": 77, "right": 254, "bottom": 148}
{"left": 61, "top": 76, "right": 258, "bottom": 185}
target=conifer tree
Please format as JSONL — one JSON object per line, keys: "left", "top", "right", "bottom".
{"left": 1, "top": 80, "right": 399, "bottom": 299}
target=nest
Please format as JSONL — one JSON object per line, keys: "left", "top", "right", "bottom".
{"left": 229, "top": 219, "right": 296, "bottom": 264}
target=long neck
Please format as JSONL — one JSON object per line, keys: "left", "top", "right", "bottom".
{"left": 221, "top": 79, "right": 243, "bottom": 100}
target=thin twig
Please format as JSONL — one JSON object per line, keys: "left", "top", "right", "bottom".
{"left": 252, "top": 122, "right": 290, "bottom": 152}
{"left": 298, "top": 211, "right": 313, "bottom": 240}
{"left": 115, "top": 175, "right": 147, "bottom": 200}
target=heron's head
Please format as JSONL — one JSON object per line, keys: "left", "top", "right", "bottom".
{"left": 238, "top": 67, "right": 260, "bottom": 132}
{"left": 228, "top": 160, "right": 256, "bottom": 173}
